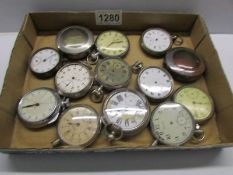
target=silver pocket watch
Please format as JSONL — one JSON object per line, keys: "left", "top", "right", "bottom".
{"left": 52, "top": 105, "right": 101, "bottom": 148}
{"left": 90, "top": 58, "right": 132, "bottom": 103}
{"left": 140, "top": 28, "right": 183, "bottom": 57}
{"left": 56, "top": 26, "right": 94, "bottom": 60}
{"left": 132, "top": 61, "right": 174, "bottom": 102}
{"left": 55, "top": 62, "right": 94, "bottom": 99}
{"left": 17, "top": 87, "right": 69, "bottom": 128}
{"left": 102, "top": 88, "right": 150, "bottom": 142}
{"left": 150, "top": 102, "right": 205, "bottom": 146}
{"left": 87, "top": 30, "right": 130, "bottom": 64}
{"left": 29, "top": 47, "right": 62, "bottom": 79}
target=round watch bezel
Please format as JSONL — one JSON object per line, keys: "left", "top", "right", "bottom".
{"left": 173, "top": 86, "right": 215, "bottom": 124}
{"left": 140, "top": 28, "right": 173, "bottom": 57}
{"left": 95, "top": 57, "right": 132, "bottom": 90}
{"left": 56, "top": 26, "right": 94, "bottom": 59}
{"left": 102, "top": 88, "right": 151, "bottom": 136}
{"left": 150, "top": 101, "right": 196, "bottom": 146}
{"left": 137, "top": 66, "right": 174, "bottom": 101}
{"left": 29, "top": 47, "right": 62, "bottom": 79}
{"left": 95, "top": 30, "right": 130, "bottom": 58}
{"left": 164, "top": 47, "right": 206, "bottom": 82}
{"left": 57, "top": 104, "right": 101, "bottom": 147}
{"left": 55, "top": 62, "right": 94, "bottom": 99}
{"left": 17, "top": 87, "right": 62, "bottom": 128}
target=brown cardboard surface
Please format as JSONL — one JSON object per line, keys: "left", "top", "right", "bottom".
{"left": 10, "top": 34, "right": 221, "bottom": 149}
{"left": 0, "top": 12, "right": 232, "bottom": 152}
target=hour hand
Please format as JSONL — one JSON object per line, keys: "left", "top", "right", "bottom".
{"left": 22, "top": 103, "right": 40, "bottom": 108}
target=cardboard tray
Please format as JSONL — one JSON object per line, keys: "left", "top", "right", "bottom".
{"left": 0, "top": 12, "right": 233, "bottom": 153}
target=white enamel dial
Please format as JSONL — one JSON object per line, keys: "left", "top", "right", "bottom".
{"left": 142, "top": 28, "right": 172, "bottom": 54}
{"left": 138, "top": 67, "right": 174, "bottom": 100}
{"left": 150, "top": 102, "right": 195, "bottom": 146}
{"left": 103, "top": 89, "right": 150, "bottom": 135}
{"left": 30, "top": 48, "right": 60, "bottom": 74}
{"left": 58, "top": 105, "right": 100, "bottom": 147}
{"left": 55, "top": 63, "right": 93, "bottom": 98}
{"left": 17, "top": 88, "right": 59, "bottom": 126}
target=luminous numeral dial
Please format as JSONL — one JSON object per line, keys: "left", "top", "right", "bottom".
{"left": 18, "top": 88, "right": 58, "bottom": 123}
{"left": 151, "top": 102, "right": 195, "bottom": 146}
{"left": 142, "top": 28, "right": 172, "bottom": 53}
{"left": 96, "top": 58, "right": 131, "bottom": 87}
{"left": 30, "top": 48, "right": 60, "bottom": 74}
{"left": 174, "top": 87, "right": 214, "bottom": 123}
{"left": 58, "top": 106, "right": 100, "bottom": 147}
{"left": 55, "top": 63, "right": 92, "bottom": 97}
{"left": 138, "top": 67, "right": 174, "bottom": 100}
{"left": 103, "top": 89, "right": 149, "bottom": 134}
{"left": 96, "top": 31, "right": 129, "bottom": 57}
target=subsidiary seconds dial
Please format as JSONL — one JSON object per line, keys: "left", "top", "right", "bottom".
{"left": 55, "top": 63, "right": 94, "bottom": 99}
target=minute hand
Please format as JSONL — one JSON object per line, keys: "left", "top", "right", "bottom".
{"left": 107, "top": 41, "right": 123, "bottom": 47}
{"left": 22, "top": 103, "right": 40, "bottom": 108}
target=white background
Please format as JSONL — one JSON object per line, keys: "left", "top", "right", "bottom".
{"left": 0, "top": 32, "right": 233, "bottom": 174}
{"left": 0, "top": 0, "right": 233, "bottom": 33}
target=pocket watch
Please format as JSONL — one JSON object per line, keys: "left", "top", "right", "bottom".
{"left": 90, "top": 58, "right": 132, "bottom": 102}
{"left": 132, "top": 61, "right": 174, "bottom": 102}
{"left": 102, "top": 88, "right": 150, "bottom": 141}
{"left": 150, "top": 102, "right": 204, "bottom": 146}
{"left": 29, "top": 47, "right": 62, "bottom": 79}
{"left": 87, "top": 30, "right": 129, "bottom": 64}
{"left": 52, "top": 105, "right": 101, "bottom": 148}
{"left": 164, "top": 47, "right": 206, "bottom": 82}
{"left": 55, "top": 62, "right": 94, "bottom": 99}
{"left": 173, "top": 86, "right": 214, "bottom": 124}
{"left": 56, "top": 26, "right": 94, "bottom": 60}
{"left": 140, "top": 28, "right": 183, "bottom": 57}
{"left": 17, "top": 87, "right": 69, "bottom": 128}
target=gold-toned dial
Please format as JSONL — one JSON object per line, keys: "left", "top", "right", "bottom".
{"left": 57, "top": 105, "right": 100, "bottom": 147}
{"left": 96, "top": 30, "right": 129, "bottom": 57}
{"left": 174, "top": 86, "right": 214, "bottom": 123}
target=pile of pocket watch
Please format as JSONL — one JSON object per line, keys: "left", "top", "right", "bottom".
{"left": 17, "top": 26, "right": 215, "bottom": 148}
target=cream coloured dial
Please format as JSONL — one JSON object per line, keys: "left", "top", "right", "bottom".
{"left": 57, "top": 105, "right": 100, "bottom": 147}
{"left": 96, "top": 30, "right": 129, "bottom": 57}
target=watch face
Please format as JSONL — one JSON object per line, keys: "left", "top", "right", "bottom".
{"left": 95, "top": 30, "right": 129, "bottom": 57}
{"left": 103, "top": 89, "right": 150, "bottom": 134}
{"left": 58, "top": 105, "right": 100, "bottom": 147}
{"left": 142, "top": 28, "right": 172, "bottom": 53}
{"left": 18, "top": 88, "right": 58, "bottom": 124}
{"left": 174, "top": 87, "right": 214, "bottom": 122}
{"left": 55, "top": 63, "right": 93, "bottom": 98}
{"left": 138, "top": 67, "right": 174, "bottom": 100}
{"left": 150, "top": 102, "right": 195, "bottom": 146}
{"left": 96, "top": 58, "right": 131, "bottom": 88}
{"left": 30, "top": 48, "right": 60, "bottom": 74}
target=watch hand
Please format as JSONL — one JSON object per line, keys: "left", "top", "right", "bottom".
{"left": 44, "top": 54, "right": 57, "bottom": 61}
{"left": 107, "top": 41, "right": 123, "bottom": 47}
{"left": 22, "top": 103, "right": 40, "bottom": 108}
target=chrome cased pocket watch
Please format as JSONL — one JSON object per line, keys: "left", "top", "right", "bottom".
{"left": 87, "top": 30, "right": 129, "bottom": 64}
{"left": 17, "top": 87, "right": 69, "bottom": 128}
{"left": 140, "top": 28, "right": 183, "bottom": 57}
{"left": 164, "top": 47, "right": 206, "bottom": 82}
{"left": 173, "top": 86, "right": 214, "bottom": 124}
{"left": 52, "top": 105, "right": 101, "bottom": 148}
{"left": 132, "top": 61, "right": 174, "bottom": 102}
{"left": 29, "top": 47, "right": 62, "bottom": 79}
{"left": 150, "top": 102, "right": 204, "bottom": 146}
{"left": 90, "top": 58, "right": 132, "bottom": 102}
{"left": 102, "top": 88, "right": 150, "bottom": 141}
{"left": 55, "top": 62, "right": 94, "bottom": 99}
{"left": 56, "top": 26, "right": 94, "bottom": 60}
